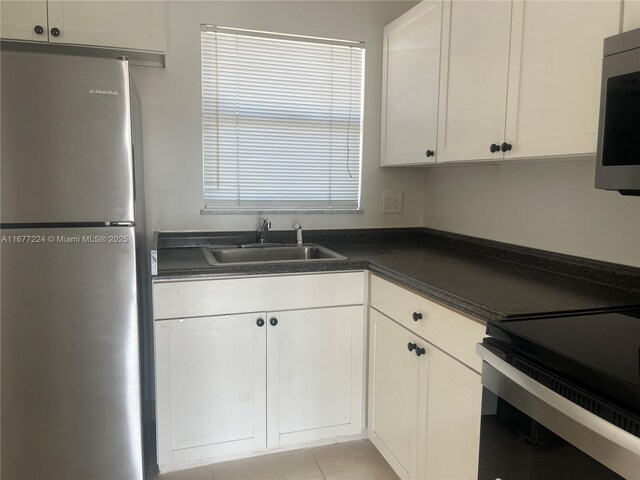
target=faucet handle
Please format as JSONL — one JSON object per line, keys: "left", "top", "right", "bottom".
{"left": 262, "top": 218, "right": 271, "bottom": 229}
{"left": 294, "top": 223, "right": 301, "bottom": 230}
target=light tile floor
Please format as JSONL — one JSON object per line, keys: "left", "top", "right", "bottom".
{"left": 152, "top": 440, "right": 400, "bottom": 480}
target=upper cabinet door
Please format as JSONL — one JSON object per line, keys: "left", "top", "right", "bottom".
{"left": 381, "top": 1, "right": 442, "bottom": 166}
{"left": 436, "top": 0, "right": 512, "bottom": 163}
{"left": 504, "top": 1, "right": 621, "bottom": 159}
{"left": 0, "top": 0, "right": 48, "bottom": 42}
{"left": 46, "top": 0, "right": 165, "bottom": 52}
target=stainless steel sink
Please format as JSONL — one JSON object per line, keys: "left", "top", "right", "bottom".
{"left": 202, "top": 244, "right": 348, "bottom": 266}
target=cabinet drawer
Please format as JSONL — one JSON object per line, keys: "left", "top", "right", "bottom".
{"left": 369, "top": 274, "right": 485, "bottom": 372}
{"left": 154, "top": 272, "right": 365, "bottom": 320}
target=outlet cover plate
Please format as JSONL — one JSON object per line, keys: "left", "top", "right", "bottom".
{"left": 383, "top": 191, "right": 403, "bottom": 214}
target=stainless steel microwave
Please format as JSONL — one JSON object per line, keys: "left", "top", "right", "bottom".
{"left": 595, "top": 27, "right": 640, "bottom": 195}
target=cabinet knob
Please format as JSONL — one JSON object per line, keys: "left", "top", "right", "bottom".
{"left": 407, "top": 342, "right": 417, "bottom": 352}
{"left": 415, "top": 346, "right": 426, "bottom": 357}
{"left": 256, "top": 318, "right": 265, "bottom": 327}
{"left": 500, "top": 142, "right": 512, "bottom": 152}
{"left": 51, "top": 27, "right": 61, "bottom": 37}
{"left": 426, "top": 150, "right": 435, "bottom": 157}
{"left": 270, "top": 318, "right": 278, "bottom": 326}
{"left": 489, "top": 143, "right": 500, "bottom": 153}
{"left": 412, "top": 312, "right": 423, "bottom": 322}
{"left": 34, "top": 25, "right": 44, "bottom": 35}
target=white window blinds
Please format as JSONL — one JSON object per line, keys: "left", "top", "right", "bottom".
{"left": 201, "top": 26, "right": 364, "bottom": 211}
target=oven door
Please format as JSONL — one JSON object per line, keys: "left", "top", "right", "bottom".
{"left": 477, "top": 343, "right": 640, "bottom": 480}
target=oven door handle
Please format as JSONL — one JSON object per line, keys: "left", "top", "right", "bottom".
{"left": 477, "top": 343, "right": 640, "bottom": 479}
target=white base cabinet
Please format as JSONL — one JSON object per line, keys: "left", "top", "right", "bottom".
{"left": 153, "top": 273, "right": 366, "bottom": 470}
{"left": 155, "top": 313, "right": 267, "bottom": 465}
{"left": 267, "top": 306, "right": 365, "bottom": 449}
{"left": 369, "top": 308, "right": 421, "bottom": 479}
{"left": 368, "top": 275, "right": 485, "bottom": 480}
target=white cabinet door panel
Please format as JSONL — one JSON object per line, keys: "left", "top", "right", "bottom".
{"left": 436, "top": 0, "right": 512, "bottom": 162}
{"left": 381, "top": 0, "right": 442, "bottom": 166}
{"left": 155, "top": 313, "right": 266, "bottom": 466}
{"left": 368, "top": 308, "right": 421, "bottom": 480}
{"left": 623, "top": 0, "right": 640, "bottom": 32}
{"left": 0, "top": 0, "right": 48, "bottom": 42}
{"left": 47, "top": 0, "right": 165, "bottom": 51}
{"left": 267, "top": 306, "right": 364, "bottom": 448}
{"left": 504, "top": 1, "right": 621, "bottom": 159}
{"left": 421, "top": 347, "right": 482, "bottom": 480}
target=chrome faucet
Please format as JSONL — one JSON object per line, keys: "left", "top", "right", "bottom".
{"left": 294, "top": 223, "right": 303, "bottom": 246}
{"left": 257, "top": 218, "right": 271, "bottom": 244}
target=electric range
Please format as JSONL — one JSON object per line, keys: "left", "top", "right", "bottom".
{"left": 477, "top": 309, "right": 640, "bottom": 479}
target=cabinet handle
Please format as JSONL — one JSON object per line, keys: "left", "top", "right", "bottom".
{"left": 415, "top": 346, "right": 426, "bottom": 357}
{"left": 426, "top": 150, "right": 435, "bottom": 157}
{"left": 407, "top": 342, "right": 417, "bottom": 352}
{"left": 412, "top": 312, "right": 423, "bottom": 321}
{"left": 51, "top": 27, "right": 61, "bottom": 37}
{"left": 269, "top": 318, "right": 278, "bottom": 326}
{"left": 34, "top": 25, "right": 44, "bottom": 35}
{"left": 500, "top": 142, "right": 512, "bottom": 152}
{"left": 256, "top": 318, "right": 265, "bottom": 327}
{"left": 489, "top": 143, "right": 500, "bottom": 153}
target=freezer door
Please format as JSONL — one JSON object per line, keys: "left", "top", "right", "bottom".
{"left": 1, "top": 52, "right": 134, "bottom": 223}
{"left": 1, "top": 227, "right": 143, "bottom": 480}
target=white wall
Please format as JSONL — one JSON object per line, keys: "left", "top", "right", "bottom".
{"left": 422, "top": 158, "right": 640, "bottom": 267}
{"left": 132, "top": 0, "right": 422, "bottom": 235}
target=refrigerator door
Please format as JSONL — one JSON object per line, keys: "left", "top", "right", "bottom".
{"left": 0, "top": 52, "right": 134, "bottom": 224}
{"left": 1, "top": 227, "right": 143, "bottom": 480}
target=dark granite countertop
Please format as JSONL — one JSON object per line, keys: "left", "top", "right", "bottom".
{"left": 153, "top": 228, "right": 640, "bottom": 324}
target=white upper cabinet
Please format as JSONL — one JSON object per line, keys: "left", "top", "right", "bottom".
{"left": 1, "top": 0, "right": 165, "bottom": 53}
{"left": 0, "top": 1, "right": 48, "bottom": 42}
{"left": 381, "top": 1, "right": 442, "bottom": 166}
{"left": 503, "top": 1, "right": 621, "bottom": 159}
{"left": 47, "top": 1, "right": 165, "bottom": 51}
{"left": 436, "top": 0, "right": 512, "bottom": 163}
{"left": 623, "top": 0, "right": 640, "bottom": 32}
{"left": 382, "top": 0, "right": 625, "bottom": 165}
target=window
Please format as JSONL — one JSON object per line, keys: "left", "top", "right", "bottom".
{"left": 201, "top": 25, "right": 364, "bottom": 212}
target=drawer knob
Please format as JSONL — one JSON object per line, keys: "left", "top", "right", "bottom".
{"left": 51, "top": 27, "right": 61, "bottom": 37}
{"left": 415, "top": 346, "right": 426, "bottom": 357}
{"left": 407, "top": 342, "right": 417, "bottom": 352}
{"left": 412, "top": 312, "right": 423, "bottom": 321}
{"left": 34, "top": 25, "right": 44, "bottom": 34}
{"left": 256, "top": 318, "right": 265, "bottom": 327}
{"left": 501, "top": 142, "right": 512, "bottom": 152}
{"left": 270, "top": 317, "right": 278, "bottom": 326}
{"left": 490, "top": 143, "right": 500, "bottom": 153}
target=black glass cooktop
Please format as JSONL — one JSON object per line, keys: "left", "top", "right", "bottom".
{"left": 488, "top": 310, "right": 640, "bottom": 414}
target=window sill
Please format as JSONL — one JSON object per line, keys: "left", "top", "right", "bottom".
{"left": 201, "top": 208, "right": 364, "bottom": 215}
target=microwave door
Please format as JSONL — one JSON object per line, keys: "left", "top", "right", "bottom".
{"left": 596, "top": 47, "right": 640, "bottom": 194}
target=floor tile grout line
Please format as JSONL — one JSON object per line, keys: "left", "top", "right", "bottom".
{"left": 310, "top": 449, "right": 328, "bottom": 480}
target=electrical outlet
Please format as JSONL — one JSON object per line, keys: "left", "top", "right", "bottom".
{"left": 383, "top": 191, "right": 403, "bottom": 214}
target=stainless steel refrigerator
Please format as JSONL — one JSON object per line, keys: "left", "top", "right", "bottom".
{"left": 1, "top": 51, "right": 148, "bottom": 479}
